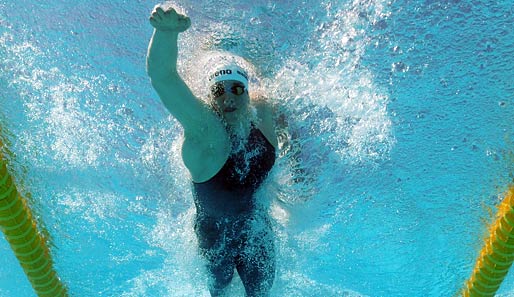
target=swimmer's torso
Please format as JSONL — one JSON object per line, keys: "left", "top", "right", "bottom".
{"left": 192, "top": 128, "right": 276, "bottom": 217}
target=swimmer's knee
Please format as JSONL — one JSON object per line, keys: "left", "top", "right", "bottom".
{"left": 237, "top": 257, "right": 275, "bottom": 297}
{"left": 209, "top": 285, "right": 229, "bottom": 297}
{"left": 207, "top": 263, "right": 234, "bottom": 296}
{"left": 211, "top": 271, "right": 233, "bottom": 287}
{"left": 243, "top": 279, "right": 274, "bottom": 297}
{"left": 209, "top": 276, "right": 232, "bottom": 297}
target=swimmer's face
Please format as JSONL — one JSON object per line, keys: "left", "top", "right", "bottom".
{"left": 210, "top": 80, "right": 249, "bottom": 117}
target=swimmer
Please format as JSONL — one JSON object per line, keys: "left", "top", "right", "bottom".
{"left": 147, "top": 5, "right": 278, "bottom": 296}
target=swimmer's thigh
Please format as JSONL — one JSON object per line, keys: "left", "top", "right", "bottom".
{"left": 236, "top": 222, "right": 275, "bottom": 295}
{"left": 194, "top": 217, "right": 235, "bottom": 290}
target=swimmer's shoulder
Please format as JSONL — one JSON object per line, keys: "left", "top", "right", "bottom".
{"left": 251, "top": 94, "right": 278, "bottom": 149}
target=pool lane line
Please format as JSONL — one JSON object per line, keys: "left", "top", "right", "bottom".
{"left": 462, "top": 186, "right": 514, "bottom": 297}
{"left": 0, "top": 138, "right": 68, "bottom": 297}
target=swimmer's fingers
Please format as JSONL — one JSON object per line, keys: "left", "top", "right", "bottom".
{"left": 178, "top": 16, "right": 191, "bottom": 32}
{"left": 150, "top": 5, "right": 175, "bottom": 23}
{"left": 149, "top": 6, "right": 163, "bottom": 25}
{"left": 163, "top": 7, "right": 177, "bottom": 16}
{"left": 149, "top": 15, "right": 159, "bottom": 28}
{"left": 152, "top": 5, "right": 179, "bottom": 18}
{"left": 151, "top": 5, "right": 163, "bottom": 19}
{"left": 149, "top": 6, "right": 191, "bottom": 32}
{"left": 155, "top": 6, "right": 166, "bottom": 15}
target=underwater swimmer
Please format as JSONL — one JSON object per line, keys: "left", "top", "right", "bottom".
{"left": 147, "top": 5, "right": 278, "bottom": 296}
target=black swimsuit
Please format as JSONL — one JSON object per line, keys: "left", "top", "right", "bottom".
{"left": 192, "top": 128, "right": 276, "bottom": 216}
{"left": 192, "top": 128, "right": 276, "bottom": 291}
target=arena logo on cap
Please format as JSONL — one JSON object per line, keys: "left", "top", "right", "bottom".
{"left": 209, "top": 69, "right": 248, "bottom": 81}
{"left": 209, "top": 69, "right": 232, "bottom": 81}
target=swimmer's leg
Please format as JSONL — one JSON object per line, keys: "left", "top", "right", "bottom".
{"left": 195, "top": 217, "right": 235, "bottom": 296}
{"left": 236, "top": 221, "right": 276, "bottom": 297}
{"left": 205, "top": 253, "right": 235, "bottom": 296}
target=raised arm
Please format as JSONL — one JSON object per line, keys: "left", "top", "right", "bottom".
{"left": 147, "top": 6, "right": 216, "bottom": 132}
{"left": 146, "top": 6, "right": 230, "bottom": 182}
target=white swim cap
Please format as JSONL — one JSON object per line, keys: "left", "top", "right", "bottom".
{"left": 208, "top": 64, "right": 249, "bottom": 89}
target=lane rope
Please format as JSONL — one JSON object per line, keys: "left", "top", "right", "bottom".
{"left": 462, "top": 186, "right": 514, "bottom": 297}
{"left": 0, "top": 137, "right": 67, "bottom": 297}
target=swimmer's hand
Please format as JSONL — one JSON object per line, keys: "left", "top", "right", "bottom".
{"left": 149, "top": 6, "right": 191, "bottom": 32}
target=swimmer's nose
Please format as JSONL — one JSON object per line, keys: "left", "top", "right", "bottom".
{"left": 222, "top": 95, "right": 235, "bottom": 106}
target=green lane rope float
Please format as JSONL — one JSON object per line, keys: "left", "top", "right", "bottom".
{"left": 462, "top": 186, "right": 514, "bottom": 296}
{"left": 0, "top": 139, "right": 67, "bottom": 296}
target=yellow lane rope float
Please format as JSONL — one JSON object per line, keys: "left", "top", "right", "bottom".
{"left": 462, "top": 186, "right": 514, "bottom": 297}
{"left": 0, "top": 139, "right": 67, "bottom": 296}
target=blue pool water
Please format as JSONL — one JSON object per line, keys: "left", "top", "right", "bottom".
{"left": 1, "top": 0, "right": 513, "bottom": 296}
